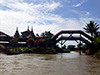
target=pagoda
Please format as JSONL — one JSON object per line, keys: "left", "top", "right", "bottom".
{"left": 14, "top": 27, "right": 20, "bottom": 38}
{"left": 21, "top": 26, "right": 35, "bottom": 38}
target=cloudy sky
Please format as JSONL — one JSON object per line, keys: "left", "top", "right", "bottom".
{"left": 0, "top": 0, "right": 100, "bottom": 36}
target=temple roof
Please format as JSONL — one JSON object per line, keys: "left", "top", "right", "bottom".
{"left": 21, "top": 26, "right": 35, "bottom": 38}
{"left": 0, "top": 31, "right": 10, "bottom": 37}
{"left": 21, "top": 26, "right": 31, "bottom": 33}
{"left": 21, "top": 30, "right": 31, "bottom": 34}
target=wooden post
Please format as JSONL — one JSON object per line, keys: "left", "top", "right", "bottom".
{"left": 79, "top": 46, "right": 81, "bottom": 55}
{"left": 79, "top": 33, "right": 82, "bottom": 55}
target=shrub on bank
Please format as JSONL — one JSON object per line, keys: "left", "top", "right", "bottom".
{"left": 92, "top": 49, "right": 100, "bottom": 59}
{"left": 88, "top": 36, "right": 100, "bottom": 58}
{"left": 34, "top": 46, "right": 56, "bottom": 54}
{"left": 48, "top": 48, "right": 56, "bottom": 54}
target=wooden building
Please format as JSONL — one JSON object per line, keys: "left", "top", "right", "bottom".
{"left": 21, "top": 26, "right": 35, "bottom": 38}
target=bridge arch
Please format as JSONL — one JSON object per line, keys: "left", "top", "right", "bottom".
{"left": 51, "top": 30, "right": 94, "bottom": 46}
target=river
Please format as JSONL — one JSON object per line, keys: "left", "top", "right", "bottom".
{"left": 0, "top": 51, "right": 100, "bottom": 75}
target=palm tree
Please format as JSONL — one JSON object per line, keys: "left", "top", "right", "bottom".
{"left": 83, "top": 21, "right": 99, "bottom": 38}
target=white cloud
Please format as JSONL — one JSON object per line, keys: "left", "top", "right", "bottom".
{"left": 71, "top": 10, "right": 91, "bottom": 18}
{"left": 86, "top": 12, "right": 89, "bottom": 15}
{"left": 64, "top": 0, "right": 70, "bottom": 3}
{"left": 0, "top": 0, "right": 4, "bottom": 4}
{"left": 0, "top": 0, "right": 85, "bottom": 36}
{"left": 80, "top": 17, "right": 100, "bottom": 24}
{"left": 0, "top": 1, "right": 60, "bottom": 33}
{"left": 73, "top": 0, "right": 87, "bottom": 7}
{"left": 71, "top": 10, "right": 83, "bottom": 16}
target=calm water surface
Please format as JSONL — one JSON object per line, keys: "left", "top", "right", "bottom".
{"left": 0, "top": 51, "right": 100, "bottom": 75}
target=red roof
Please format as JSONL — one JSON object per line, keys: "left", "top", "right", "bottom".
{"left": 0, "top": 35, "right": 7, "bottom": 37}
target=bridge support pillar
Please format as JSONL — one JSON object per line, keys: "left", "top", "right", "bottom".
{"left": 79, "top": 48, "right": 81, "bottom": 55}
{"left": 77, "top": 43, "right": 82, "bottom": 55}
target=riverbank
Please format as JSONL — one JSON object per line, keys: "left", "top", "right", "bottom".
{"left": 92, "top": 50, "right": 100, "bottom": 59}
{"left": 0, "top": 44, "right": 71, "bottom": 55}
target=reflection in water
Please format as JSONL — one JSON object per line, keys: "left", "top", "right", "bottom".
{"left": 0, "top": 52, "right": 100, "bottom": 75}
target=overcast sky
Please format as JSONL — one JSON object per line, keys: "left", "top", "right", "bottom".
{"left": 0, "top": 0, "right": 100, "bottom": 36}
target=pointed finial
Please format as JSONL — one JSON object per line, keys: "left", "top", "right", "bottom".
{"left": 31, "top": 26, "right": 33, "bottom": 32}
{"left": 27, "top": 26, "right": 29, "bottom": 31}
{"left": 16, "top": 27, "right": 18, "bottom": 31}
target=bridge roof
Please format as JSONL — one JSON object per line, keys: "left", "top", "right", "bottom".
{"left": 51, "top": 30, "right": 94, "bottom": 41}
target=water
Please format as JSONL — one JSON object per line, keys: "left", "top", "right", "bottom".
{"left": 0, "top": 51, "right": 100, "bottom": 75}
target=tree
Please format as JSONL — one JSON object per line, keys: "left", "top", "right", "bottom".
{"left": 9, "top": 38, "right": 19, "bottom": 51}
{"left": 83, "top": 21, "right": 99, "bottom": 38}
{"left": 27, "top": 38, "right": 34, "bottom": 47}
{"left": 36, "top": 33, "right": 39, "bottom": 36}
{"left": 94, "top": 36, "right": 100, "bottom": 50}
{"left": 45, "top": 31, "right": 53, "bottom": 38}
{"left": 44, "top": 38, "right": 52, "bottom": 47}
{"left": 27, "top": 35, "right": 34, "bottom": 47}
{"left": 40, "top": 31, "right": 53, "bottom": 38}
{"left": 41, "top": 33, "right": 45, "bottom": 37}
{"left": 9, "top": 27, "right": 20, "bottom": 51}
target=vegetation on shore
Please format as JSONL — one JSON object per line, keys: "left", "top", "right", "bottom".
{"left": 92, "top": 36, "right": 100, "bottom": 59}
{"left": 83, "top": 21, "right": 100, "bottom": 58}
{"left": 6, "top": 31, "right": 62, "bottom": 54}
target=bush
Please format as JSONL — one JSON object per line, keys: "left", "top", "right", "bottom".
{"left": 93, "top": 49, "right": 100, "bottom": 58}
{"left": 48, "top": 48, "right": 56, "bottom": 54}
{"left": 88, "top": 36, "right": 100, "bottom": 55}
{"left": 27, "top": 38, "right": 34, "bottom": 47}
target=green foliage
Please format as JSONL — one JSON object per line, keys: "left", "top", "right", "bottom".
{"left": 82, "top": 44, "right": 88, "bottom": 50}
{"left": 53, "top": 45, "right": 62, "bottom": 52}
{"left": 36, "top": 33, "right": 39, "bottom": 36}
{"left": 48, "top": 48, "right": 56, "bottom": 54}
{"left": 41, "top": 31, "right": 53, "bottom": 38}
{"left": 88, "top": 36, "right": 100, "bottom": 55}
{"left": 83, "top": 21, "right": 100, "bottom": 55}
{"left": 94, "top": 36, "right": 100, "bottom": 44}
{"left": 83, "top": 21, "right": 99, "bottom": 38}
{"left": 93, "top": 49, "right": 100, "bottom": 58}
{"left": 34, "top": 39, "right": 45, "bottom": 47}
{"left": 28, "top": 34, "right": 32, "bottom": 38}
{"left": 9, "top": 37, "right": 19, "bottom": 51}
{"left": 41, "top": 33, "right": 45, "bottom": 37}
{"left": 94, "top": 36, "right": 100, "bottom": 50}
{"left": 26, "top": 38, "right": 34, "bottom": 47}
{"left": 44, "top": 38, "right": 52, "bottom": 47}
{"left": 10, "top": 38, "right": 18, "bottom": 43}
